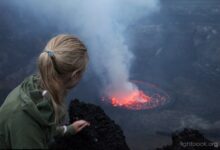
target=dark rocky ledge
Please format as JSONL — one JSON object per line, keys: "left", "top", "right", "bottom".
{"left": 156, "top": 128, "right": 220, "bottom": 150}
{"left": 50, "top": 99, "right": 130, "bottom": 150}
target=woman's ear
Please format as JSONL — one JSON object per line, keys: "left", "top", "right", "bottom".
{"left": 62, "top": 72, "right": 80, "bottom": 89}
{"left": 72, "top": 70, "right": 84, "bottom": 80}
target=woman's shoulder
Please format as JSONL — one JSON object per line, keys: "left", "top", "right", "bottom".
{"left": 0, "top": 84, "right": 22, "bottom": 112}
{"left": 1, "top": 74, "right": 38, "bottom": 107}
{"left": 0, "top": 74, "right": 40, "bottom": 120}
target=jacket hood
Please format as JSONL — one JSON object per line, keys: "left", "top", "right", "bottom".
{"left": 19, "top": 74, "right": 55, "bottom": 127}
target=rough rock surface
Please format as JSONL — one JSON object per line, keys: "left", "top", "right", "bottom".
{"left": 156, "top": 128, "right": 220, "bottom": 150}
{"left": 50, "top": 99, "right": 130, "bottom": 150}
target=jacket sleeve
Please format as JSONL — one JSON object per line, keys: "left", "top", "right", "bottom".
{"left": 54, "top": 124, "right": 76, "bottom": 137}
{"left": 8, "top": 111, "right": 47, "bottom": 149}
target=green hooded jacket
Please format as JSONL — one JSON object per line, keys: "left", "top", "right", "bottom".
{"left": 0, "top": 74, "right": 75, "bottom": 149}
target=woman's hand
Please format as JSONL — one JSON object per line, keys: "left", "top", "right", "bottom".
{"left": 71, "top": 120, "right": 90, "bottom": 133}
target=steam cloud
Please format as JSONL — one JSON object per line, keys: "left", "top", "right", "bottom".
{"left": 10, "top": 0, "right": 160, "bottom": 98}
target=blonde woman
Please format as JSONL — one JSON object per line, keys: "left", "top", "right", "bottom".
{"left": 0, "top": 34, "right": 90, "bottom": 149}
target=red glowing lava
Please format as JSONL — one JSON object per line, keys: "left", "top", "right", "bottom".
{"left": 102, "top": 80, "right": 170, "bottom": 110}
{"left": 111, "top": 90, "right": 151, "bottom": 106}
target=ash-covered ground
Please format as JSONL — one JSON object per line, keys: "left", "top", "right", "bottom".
{"left": 50, "top": 99, "right": 130, "bottom": 150}
{"left": 0, "top": 0, "right": 220, "bottom": 149}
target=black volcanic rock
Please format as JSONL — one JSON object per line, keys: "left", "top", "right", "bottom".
{"left": 50, "top": 99, "right": 130, "bottom": 150}
{"left": 156, "top": 128, "right": 220, "bottom": 150}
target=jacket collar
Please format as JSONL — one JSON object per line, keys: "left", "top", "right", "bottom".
{"left": 19, "top": 74, "right": 56, "bottom": 127}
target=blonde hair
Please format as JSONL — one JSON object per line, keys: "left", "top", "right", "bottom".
{"left": 38, "top": 34, "right": 88, "bottom": 123}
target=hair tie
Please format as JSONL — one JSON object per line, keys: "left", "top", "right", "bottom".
{"left": 44, "top": 49, "right": 62, "bottom": 74}
{"left": 44, "top": 49, "right": 55, "bottom": 57}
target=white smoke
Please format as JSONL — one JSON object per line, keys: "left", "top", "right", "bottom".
{"left": 11, "top": 0, "right": 160, "bottom": 98}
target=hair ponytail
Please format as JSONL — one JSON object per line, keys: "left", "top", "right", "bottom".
{"left": 38, "top": 51, "right": 66, "bottom": 123}
{"left": 37, "top": 34, "right": 88, "bottom": 124}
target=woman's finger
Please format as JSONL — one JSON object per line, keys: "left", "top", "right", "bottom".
{"left": 78, "top": 122, "right": 89, "bottom": 131}
{"left": 77, "top": 120, "right": 88, "bottom": 124}
{"left": 77, "top": 120, "right": 89, "bottom": 126}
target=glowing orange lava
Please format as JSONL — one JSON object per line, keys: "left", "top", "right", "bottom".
{"left": 111, "top": 90, "right": 151, "bottom": 107}
{"left": 102, "top": 80, "right": 170, "bottom": 110}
